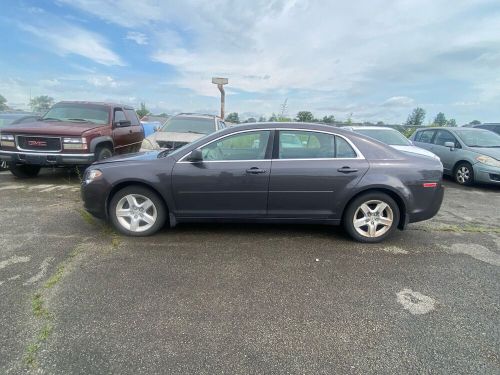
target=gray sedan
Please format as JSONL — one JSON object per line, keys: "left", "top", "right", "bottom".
{"left": 81, "top": 123, "right": 444, "bottom": 243}
{"left": 410, "top": 127, "right": 500, "bottom": 186}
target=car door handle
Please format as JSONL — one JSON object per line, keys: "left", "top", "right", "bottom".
{"left": 246, "top": 167, "right": 267, "bottom": 174}
{"left": 129, "top": 129, "right": 133, "bottom": 134}
{"left": 337, "top": 166, "right": 358, "bottom": 173}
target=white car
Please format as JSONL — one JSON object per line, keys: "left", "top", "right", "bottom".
{"left": 342, "top": 126, "right": 440, "bottom": 160}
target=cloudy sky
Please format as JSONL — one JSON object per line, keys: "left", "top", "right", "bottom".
{"left": 1, "top": 0, "right": 499, "bottom": 124}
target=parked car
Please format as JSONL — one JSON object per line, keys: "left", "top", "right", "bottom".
{"left": 342, "top": 126, "right": 440, "bottom": 160}
{"left": 410, "top": 127, "right": 500, "bottom": 186}
{"left": 0, "top": 101, "right": 144, "bottom": 178}
{"left": 468, "top": 123, "right": 500, "bottom": 136}
{"left": 81, "top": 122, "right": 444, "bottom": 243}
{"left": 0, "top": 112, "right": 41, "bottom": 169}
{"left": 140, "top": 115, "right": 170, "bottom": 137}
{"left": 140, "top": 113, "right": 225, "bottom": 152}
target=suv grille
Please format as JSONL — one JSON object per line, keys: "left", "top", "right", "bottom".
{"left": 157, "top": 141, "right": 188, "bottom": 150}
{"left": 17, "top": 136, "right": 62, "bottom": 152}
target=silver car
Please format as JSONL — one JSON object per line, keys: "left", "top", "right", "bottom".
{"left": 410, "top": 127, "right": 500, "bottom": 186}
{"left": 140, "top": 113, "right": 225, "bottom": 152}
{"left": 343, "top": 126, "right": 440, "bottom": 160}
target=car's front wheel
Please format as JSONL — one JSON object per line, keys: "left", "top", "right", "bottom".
{"left": 454, "top": 162, "right": 474, "bottom": 186}
{"left": 9, "top": 164, "right": 41, "bottom": 178}
{"left": 109, "top": 186, "right": 166, "bottom": 236}
{"left": 343, "top": 192, "right": 400, "bottom": 243}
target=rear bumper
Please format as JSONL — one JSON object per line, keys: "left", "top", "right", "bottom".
{"left": 408, "top": 184, "right": 444, "bottom": 224}
{"left": 0, "top": 150, "right": 95, "bottom": 166}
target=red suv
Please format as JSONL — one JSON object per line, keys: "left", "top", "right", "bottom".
{"left": 0, "top": 101, "right": 144, "bottom": 178}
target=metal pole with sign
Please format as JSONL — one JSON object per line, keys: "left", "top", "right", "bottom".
{"left": 212, "top": 77, "right": 228, "bottom": 120}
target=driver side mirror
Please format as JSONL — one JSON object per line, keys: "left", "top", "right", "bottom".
{"left": 114, "top": 120, "right": 131, "bottom": 127}
{"left": 187, "top": 149, "right": 203, "bottom": 162}
{"left": 444, "top": 141, "right": 455, "bottom": 150}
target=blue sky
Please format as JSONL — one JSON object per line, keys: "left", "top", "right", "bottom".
{"left": 1, "top": 0, "right": 500, "bottom": 124}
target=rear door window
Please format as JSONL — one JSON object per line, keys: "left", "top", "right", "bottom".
{"left": 278, "top": 131, "right": 356, "bottom": 159}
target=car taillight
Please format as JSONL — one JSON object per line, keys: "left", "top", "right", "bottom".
{"left": 422, "top": 182, "right": 438, "bottom": 188}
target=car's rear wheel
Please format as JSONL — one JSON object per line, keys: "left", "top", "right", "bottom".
{"left": 95, "top": 145, "right": 113, "bottom": 161}
{"left": 454, "top": 162, "right": 474, "bottom": 186}
{"left": 343, "top": 192, "right": 400, "bottom": 243}
{"left": 9, "top": 164, "right": 41, "bottom": 178}
{"left": 109, "top": 186, "right": 166, "bottom": 236}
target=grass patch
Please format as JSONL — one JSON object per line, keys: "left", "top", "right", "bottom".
{"left": 78, "top": 208, "right": 96, "bottom": 226}
{"left": 44, "top": 265, "right": 65, "bottom": 289}
{"left": 37, "top": 323, "right": 53, "bottom": 341}
{"left": 24, "top": 343, "right": 39, "bottom": 367}
{"left": 32, "top": 293, "right": 49, "bottom": 318}
{"left": 435, "top": 225, "right": 500, "bottom": 234}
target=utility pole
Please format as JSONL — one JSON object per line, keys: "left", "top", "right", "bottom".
{"left": 212, "top": 77, "right": 228, "bottom": 119}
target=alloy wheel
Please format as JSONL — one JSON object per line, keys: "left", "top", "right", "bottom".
{"left": 456, "top": 166, "right": 470, "bottom": 184}
{"left": 353, "top": 200, "right": 394, "bottom": 238}
{"left": 115, "top": 194, "right": 157, "bottom": 233}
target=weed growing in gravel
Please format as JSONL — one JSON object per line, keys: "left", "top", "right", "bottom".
{"left": 44, "top": 265, "right": 65, "bottom": 289}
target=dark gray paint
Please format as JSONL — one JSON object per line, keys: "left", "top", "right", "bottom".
{"left": 82, "top": 123, "right": 444, "bottom": 228}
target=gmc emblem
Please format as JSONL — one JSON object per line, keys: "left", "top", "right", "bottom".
{"left": 28, "top": 140, "right": 47, "bottom": 147}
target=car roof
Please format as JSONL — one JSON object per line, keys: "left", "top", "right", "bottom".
{"left": 346, "top": 126, "right": 398, "bottom": 131}
{"left": 174, "top": 113, "right": 220, "bottom": 120}
{"left": 226, "top": 122, "right": 357, "bottom": 136}
{"left": 56, "top": 101, "right": 135, "bottom": 110}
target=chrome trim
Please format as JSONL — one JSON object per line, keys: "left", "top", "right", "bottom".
{"left": 177, "top": 127, "right": 364, "bottom": 163}
{"left": 15, "top": 135, "right": 62, "bottom": 153}
{"left": 0, "top": 150, "right": 94, "bottom": 157}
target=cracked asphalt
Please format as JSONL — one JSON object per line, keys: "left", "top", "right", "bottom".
{"left": 0, "top": 169, "right": 499, "bottom": 374}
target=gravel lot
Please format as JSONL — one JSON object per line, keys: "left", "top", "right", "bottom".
{"left": 0, "top": 169, "right": 499, "bottom": 374}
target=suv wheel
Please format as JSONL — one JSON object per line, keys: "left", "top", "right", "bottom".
{"left": 454, "top": 162, "right": 474, "bottom": 186}
{"left": 95, "top": 145, "right": 113, "bottom": 161}
{"left": 109, "top": 186, "right": 166, "bottom": 236}
{"left": 9, "top": 164, "right": 41, "bottom": 178}
{"left": 343, "top": 192, "right": 400, "bottom": 243}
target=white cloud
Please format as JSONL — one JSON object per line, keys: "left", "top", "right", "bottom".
{"left": 382, "top": 96, "right": 415, "bottom": 107}
{"left": 87, "top": 75, "right": 119, "bottom": 88}
{"left": 125, "top": 31, "right": 148, "bottom": 45}
{"left": 20, "top": 22, "right": 124, "bottom": 66}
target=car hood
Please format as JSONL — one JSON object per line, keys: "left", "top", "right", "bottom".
{"left": 468, "top": 147, "right": 500, "bottom": 160}
{"left": 391, "top": 145, "right": 439, "bottom": 159}
{"left": 93, "top": 151, "right": 165, "bottom": 165}
{"left": 0, "top": 120, "right": 107, "bottom": 136}
{"left": 147, "top": 131, "right": 204, "bottom": 143}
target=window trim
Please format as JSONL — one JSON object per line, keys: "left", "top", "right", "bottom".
{"left": 177, "top": 128, "right": 364, "bottom": 163}
{"left": 433, "top": 129, "right": 460, "bottom": 148}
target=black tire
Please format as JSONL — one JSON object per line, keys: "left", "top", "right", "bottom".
{"left": 343, "top": 192, "right": 400, "bottom": 243}
{"left": 9, "top": 164, "right": 41, "bottom": 178}
{"left": 95, "top": 145, "right": 113, "bottom": 161}
{"left": 109, "top": 186, "right": 166, "bottom": 236}
{"left": 454, "top": 161, "right": 474, "bottom": 186}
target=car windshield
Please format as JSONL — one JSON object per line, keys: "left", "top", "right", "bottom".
{"left": 42, "top": 104, "right": 109, "bottom": 124}
{"left": 454, "top": 129, "right": 500, "bottom": 147}
{"left": 355, "top": 128, "right": 411, "bottom": 146}
{"left": 161, "top": 117, "right": 214, "bottom": 134}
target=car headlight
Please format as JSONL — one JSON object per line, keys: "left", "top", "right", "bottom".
{"left": 0, "top": 133, "right": 15, "bottom": 147}
{"left": 141, "top": 138, "right": 157, "bottom": 150}
{"left": 476, "top": 155, "right": 500, "bottom": 168}
{"left": 63, "top": 137, "right": 87, "bottom": 150}
{"left": 85, "top": 169, "right": 103, "bottom": 184}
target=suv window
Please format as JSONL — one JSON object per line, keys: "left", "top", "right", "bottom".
{"left": 124, "top": 109, "right": 140, "bottom": 126}
{"left": 415, "top": 130, "right": 435, "bottom": 144}
{"left": 162, "top": 117, "right": 215, "bottom": 135}
{"left": 201, "top": 130, "right": 271, "bottom": 161}
{"left": 434, "top": 130, "right": 460, "bottom": 148}
{"left": 114, "top": 109, "right": 127, "bottom": 123}
{"left": 278, "top": 131, "right": 356, "bottom": 159}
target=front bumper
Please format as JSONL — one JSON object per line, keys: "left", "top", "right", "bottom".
{"left": 0, "top": 150, "right": 95, "bottom": 166}
{"left": 473, "top": 164, "right": 500, "bottom": 184}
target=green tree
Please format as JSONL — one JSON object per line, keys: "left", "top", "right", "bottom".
{"left": 296, "top": 111, "right": 315, "bottom": 122}
{"left": 321, "top": 115, "right": 335, "bottom": 124}
{"left": 0, "top": 94, "right": 8, "bottom": 111}
{"left": 136, "top": 102, "right": 149, "bottom": 118}
{"left": 258, "top": 116, "right": 266, "bottom": 122}
{"left": 433, "top": 112, "right": 447, "bottom": 126}
{"left": 447, "top": 118, "right": 457, "bottom": 127}
{"left": 225, "top": 112, "right": 240, "bottom": 123}
{"left": 269, "top": 113, "right": 278, "bottom": 122}
{"left": 30, "top": 95, "right": 54, "bottom": 112}
{"left": 245, "top": 117, "right": 256, "bottom": 123}
{"left": 405, "top": 107, "right": 426, "bottom": 126}
{"left": 376, "top": 121, "right": 385, "bottom": 126}
{"left": 469, "top": 120, "right": 481, "bottom": 125}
